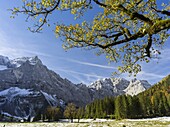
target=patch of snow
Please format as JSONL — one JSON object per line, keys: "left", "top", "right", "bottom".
{"left": 2, "top": 112, "right": 23, "bottom": 120}
{"left": 28, "top": 56, "right": 39, "bottom": 65}
{"left": 89, "top": 78, "right": 129, "bottom": 92}
{"left": 40, "top": 91, "right": 58, "bottom": 106}
{"left": 128, "top": 117, "right": 170, "bottom": 122}
{"left": 0, "top": 65, "right": 7, "bottom": 70}
{"left": 9, "top": 56, "right": 40, "bottom": 68}
{"left": 0, "top": 87, "right": 33, "bottom": 101}
{"left": 59, "top": 99, "right": 65, "bottom": 105}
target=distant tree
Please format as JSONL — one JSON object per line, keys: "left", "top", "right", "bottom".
{"left": 107, "top": 97, "right": 115, "bottom": 116}
{"left": 10, "top": 0, "right": 170, "bottom": 76}
{"left": 162, "top": 93, "right": 169, "bottom": 115}
{"left": 126, "top": 95, "right": 134, "bottom": 118}
{"left": 152, "top": 92, "right": 161, "bottom": 115}
{"left": 132, "top": 96, "right": 142, "bottom": 118}
{"left": 115, "top": 95, "right": 128, "bottom": 119}
{"left": 85, "top": 104, "right": 92, "bottom": 118}
{"left": 45, "top": 106, "right": 62, "bottom": 121}
{"left": 33, "top": 113, "right": 41, "bottom": 122}
{"left": 64, "top": 103, "right": 77, "bottom": 123}
{"left": 76, "top": 107, "right": 85, "bottom": 122}
{"left": 0, "top": 113, "right": 4, "bottom": 121}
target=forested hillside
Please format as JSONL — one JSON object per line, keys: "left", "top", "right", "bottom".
{"left": 81, "top": 75, "right": 170, "bottom": 119}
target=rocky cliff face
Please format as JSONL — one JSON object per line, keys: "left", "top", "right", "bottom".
{"left": 124, "top": 78, "right": 151, "bottom": 96}
{"left": 0, "top": 55, "right": 10, "bottom": 70}
{"left": 89, "top": 78, "right": 151, "bottom": 98}
{"left": 0, "top": 55, "right": 151, "bottom": 120}
{"left": 88, "top": 78, "right": 130, "bottom": 99}
{"left": 0, "top": 87, "right": 51, "bottom": 120}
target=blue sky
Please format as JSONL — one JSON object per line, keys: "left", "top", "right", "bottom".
{"left": 0, "top": 1, "right": 169, "bottom": 85}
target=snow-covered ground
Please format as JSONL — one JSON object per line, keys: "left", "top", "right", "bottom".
{"left": 128, "top": 116, "right": 170, "bottom": 121}
{"left": 0, "top": 117, "right": 170, "bottom": 127}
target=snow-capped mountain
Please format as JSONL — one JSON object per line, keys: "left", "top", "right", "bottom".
{"left": 88, "top": 78, "right": 130, "bottom": 99}
{"left": 0, "top": 55, "right": 40, "bottom": 69}
{"left": 89, "top": 77, "right": 151, "bottom": 99}
{"left": 7, "top": 56, "right": 41, "bottom": 68}
{"left": 0, "top": 55, "right": 151, "bottom": 120}
{"left": 124, "top": 78, "right": 151, "bottom": 96}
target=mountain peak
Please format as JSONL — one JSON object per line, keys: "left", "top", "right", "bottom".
{"left": 0, "top": 55, "right": 42, "bottom": 69}
{"left": 0, "top": 55, "right": 10, "bottom": 65}
{"left": 9, "top": 56, "right": 42, "bottom": 68}
{"left": 124, "top": 79, "right": 151, "bottom": 96}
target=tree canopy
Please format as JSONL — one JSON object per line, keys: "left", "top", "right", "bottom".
{"left": 11, "top": 0, "right": 170, "bottom": 75}
{"left": 64, "top": 103, "right": 77, "bottom": 122}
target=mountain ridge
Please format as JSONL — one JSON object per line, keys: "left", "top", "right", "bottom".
{"left": 0, "top": 55, "right": 151, "bottom": 120}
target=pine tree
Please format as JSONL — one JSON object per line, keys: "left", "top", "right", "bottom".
{"left": 115, "top": 95, "right": 128, "bottom": 119}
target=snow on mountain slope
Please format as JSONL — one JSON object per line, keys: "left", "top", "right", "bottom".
{"left": 124, "top": 78, "right": 151, "bottom": 96}
{"left": 89, "top": 78, "right": 129, "bottom": 92}
{"left": 0, "top": 55, "right": 40, "bottom": 69}
{"left": 89, "top": 77, "right": 151, "bottom": 98}
{"left": 0, "top": 87, "right": 33, "bottom": 96}
{"left": 88, "top": 78, "right": 130, "bottom": 99}
{"left": 0, "top": 87, "right": 60, "bottom": 120}
{"left": 0, "top": 55, "right": 10, "bottom": 65}
{"left": 40, "top": 91, "right": 63, "bottom": 106}
{"left": 0, "top": 87, "right": 35, "bottom": 103}
{"left": 8, "top": 56, "right": 41, "bottom": 68}
{"left": 0, "top": 65, "right": 7, "bottom": 70}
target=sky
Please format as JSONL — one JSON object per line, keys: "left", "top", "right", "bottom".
{"left": 0, "top": 0, "right": 169, "bottom": 85}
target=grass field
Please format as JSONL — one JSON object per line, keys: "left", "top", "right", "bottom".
{"left": 1, "top": 117, "right": 170, "bottom": 127}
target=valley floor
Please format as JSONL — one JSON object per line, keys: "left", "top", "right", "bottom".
{"left": 1, "top": 117, "right": 170, "bottom": 127}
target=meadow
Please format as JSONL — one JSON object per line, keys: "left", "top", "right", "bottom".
{"left": 1, "top": 117, "right": 170, "bottom": 127}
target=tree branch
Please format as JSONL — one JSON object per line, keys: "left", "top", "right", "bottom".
{"left": 93, "top": 0, "right": 107, "bottom": 8}
{"left": 101, "top": 19, "right": 170, "bottom": 49}
{"left": 145, "top": 35, "right": 152, "bottom": 58}
{"left": 97, "top": 32, "right": 123, "bottom": 39}
{"left": 118, "top": 4, "right": 153, "bottom": 25}
{"left": 151, "top": 7, "right": 170, "bottom": 16}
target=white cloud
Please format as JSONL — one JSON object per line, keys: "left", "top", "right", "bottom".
{"left": 55, "top": 68, "right": 104, "bottom": 79}
{"left": 59, "top": 58, "right": 117, "bottom": 69}
{"left": 139, "top": 71, "right": 165, "bottom": 79}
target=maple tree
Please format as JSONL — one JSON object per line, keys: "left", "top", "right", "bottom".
{"left": 11, "top": 0, "right": 170, "bottom": 75}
